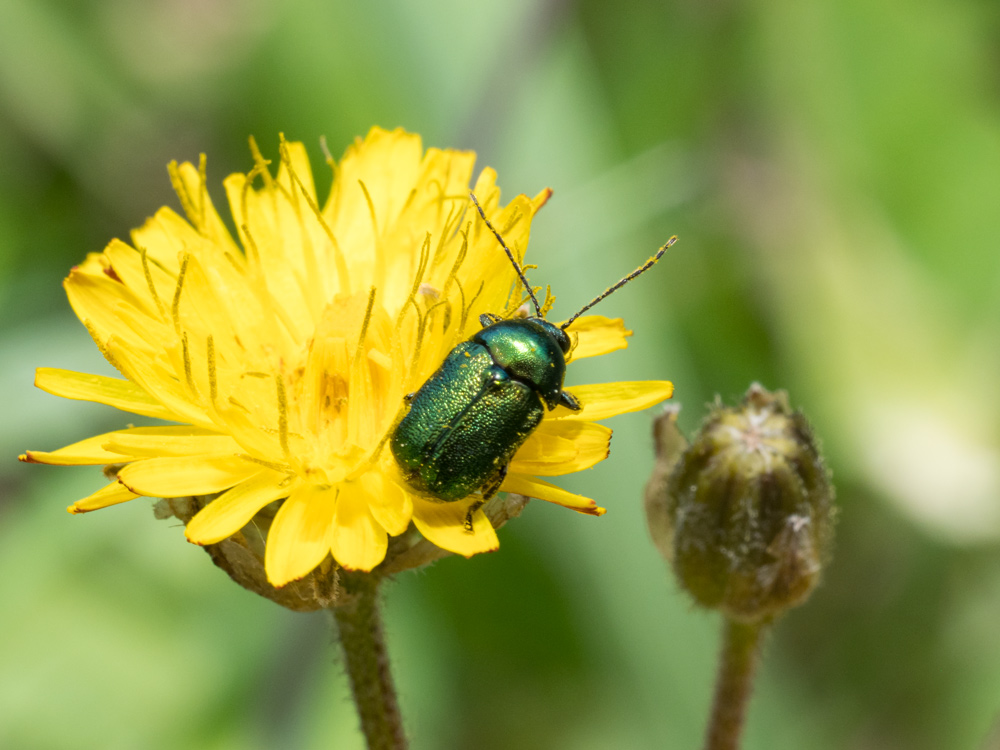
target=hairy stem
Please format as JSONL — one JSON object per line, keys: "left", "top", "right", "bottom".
{"left": 332, "top": 574, "right": 407, "bottom": 750}
{"left": 704, "top": 618, "right": 764, "bottom": 750}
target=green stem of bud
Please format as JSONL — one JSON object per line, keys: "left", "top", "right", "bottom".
{"left": 331, "top": 573, "right": 407, "bottom": 750}
{"left": 704, "top": 618, "right": 764, "bottom": 750}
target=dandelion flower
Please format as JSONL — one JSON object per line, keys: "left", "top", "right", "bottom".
{"left": 20, "top": 127, "right": 673, "bottom": 588}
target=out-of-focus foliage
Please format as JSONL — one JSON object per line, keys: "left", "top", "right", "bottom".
{"left": 3, "top": 1, "right": 1000, "bottom": 748}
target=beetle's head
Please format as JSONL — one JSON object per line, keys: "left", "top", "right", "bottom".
{"left": 531, "top": 318, "right": 572, "bottom": 355}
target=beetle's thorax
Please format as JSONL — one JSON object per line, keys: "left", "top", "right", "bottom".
{"left": 473, "top": 318, "right": 567, "bottom": 410}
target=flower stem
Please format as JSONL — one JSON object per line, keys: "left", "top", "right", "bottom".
{"left": 332, "top": 573, "right": 407, "bottom": 750}
{"left": 704, "top": 618, "right": 764, "bottom": 750}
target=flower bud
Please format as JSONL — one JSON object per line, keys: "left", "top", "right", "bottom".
{"left": 645, "top": 384, "right": 835, "bottom": 623}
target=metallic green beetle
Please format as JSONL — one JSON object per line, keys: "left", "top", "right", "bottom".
{"left": 390, "top": 194, "right": 675, "bottom": 524}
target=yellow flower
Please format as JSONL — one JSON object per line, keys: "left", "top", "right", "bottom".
{"left": 20, "top": 127, "right": 673, "bottom": 587}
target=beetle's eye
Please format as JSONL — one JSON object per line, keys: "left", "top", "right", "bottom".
{"left": 554, "top": 328, "right": 571, "bottom": 354}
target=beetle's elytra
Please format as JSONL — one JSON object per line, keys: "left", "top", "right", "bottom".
{"left": 390, "top": 316, "right": 580, "bottom": 504}
{"left": 389, "top": 193, "right": 675, "bottom": 523}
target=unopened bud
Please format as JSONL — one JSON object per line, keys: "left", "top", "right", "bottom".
{"left": 645, "top": 384, "right": 835, "bottom": 623}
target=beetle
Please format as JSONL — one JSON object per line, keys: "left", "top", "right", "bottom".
{"left": 390, "top": 193, "right": 676, "bottom": 528}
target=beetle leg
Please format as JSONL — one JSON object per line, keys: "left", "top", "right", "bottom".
{"left": 463, "top": 500, "right": 484, "bottom": 532}
{"left": 465, "top": 465, "right": 508, "bottom": 531}
{"left": 481, "top": 464, "right": 508, "bottom": 500}
{"left": 403, "top": 392, "right": 416, "bottom": 404}
{"left": 479, "top": 312, "right": 503, "bottom": 328}
{"left": 558, "top": 390, "right": 582, "bottom": 411}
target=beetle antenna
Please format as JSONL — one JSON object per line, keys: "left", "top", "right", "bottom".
{"left": 561, "top": 236, "right": 677, "bottom": 331}
{"left": 470, "top": 192, "right": 542, "bottom": 316}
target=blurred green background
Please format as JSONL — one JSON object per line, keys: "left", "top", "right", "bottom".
{"left": 3, "top": 0, "right": 1000, "bottom": 748}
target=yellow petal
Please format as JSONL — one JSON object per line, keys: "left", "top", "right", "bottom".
{"left": 102, "top": 426, "right": 241, "bottom": 458}
{"left": 104, "top": 337, "right": 212, "bottom": 428}
{"left": 169, "top": 160, "right": 241, "bottom": 253}
{"left": 362, "top": 470, "right": 413, "bottom": 536}
{"left": 464, "top": 193, "right": 537, "bottom": 324}
{"left": 325, "top": 127, "right": 423, "bottom": 235}
{"left": 553, "top": 380, "right": 675, "bottom": 421}
{"left": 129, "top": 207, "right": 187, "bottom": 274}
{"left": 501, "top": 474, "right": 606, "bottom": 516}
{"left": 64, "top": 266, "right": 159, "bottom": 351}
{"left": 264, "top": 484, "right": 337, "bottom": 587}
{"left": 76, "top": 251, "right": 109, "bottom": 276}
{"left": 376, "top": 146, "right": 477, "bottom": 312}
{"left": 347, "top": 330, "right": 379, "bottom": 446}
{"left": 563, "top": 315, "right": 631, "bottom": 361}
{"left": 171, "top": 254, "right": 241, "bottom": 341}
{"left": 411, "top": 496, "right": 499, "bottom": 557}
{"left": 509, "top": 421, "right": 612, "bottom": 476}
{"left": 34, "top": 368, "right": 179, "bottom": 421}
{"left": 117, "top": 454, "right": 258, "bottom": 497}
{"left": 68, "top": 481, "right": 140, "bottom": 514}
{"left": 179, "top": 252, "right": 283, "bottom": 372}
{"left": 102, "top": 239, "right": 174, "bottom": 320}
{"left": 20, "top": 430, "right": 137, "bottom": 466}
{"left": 330, "top": 481, "right": 389, "bottom": 571}
{"left": 277, "top": 140, "right": 318, "bottom": 201}
{"left": 185, "top": 471, "right": 292, "bottom": 545}
{"left": 531, "top": 187, "right": 553, "bottom": 212}
{"left": 224, "top": 172, "right": 315, "bottom": 343}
